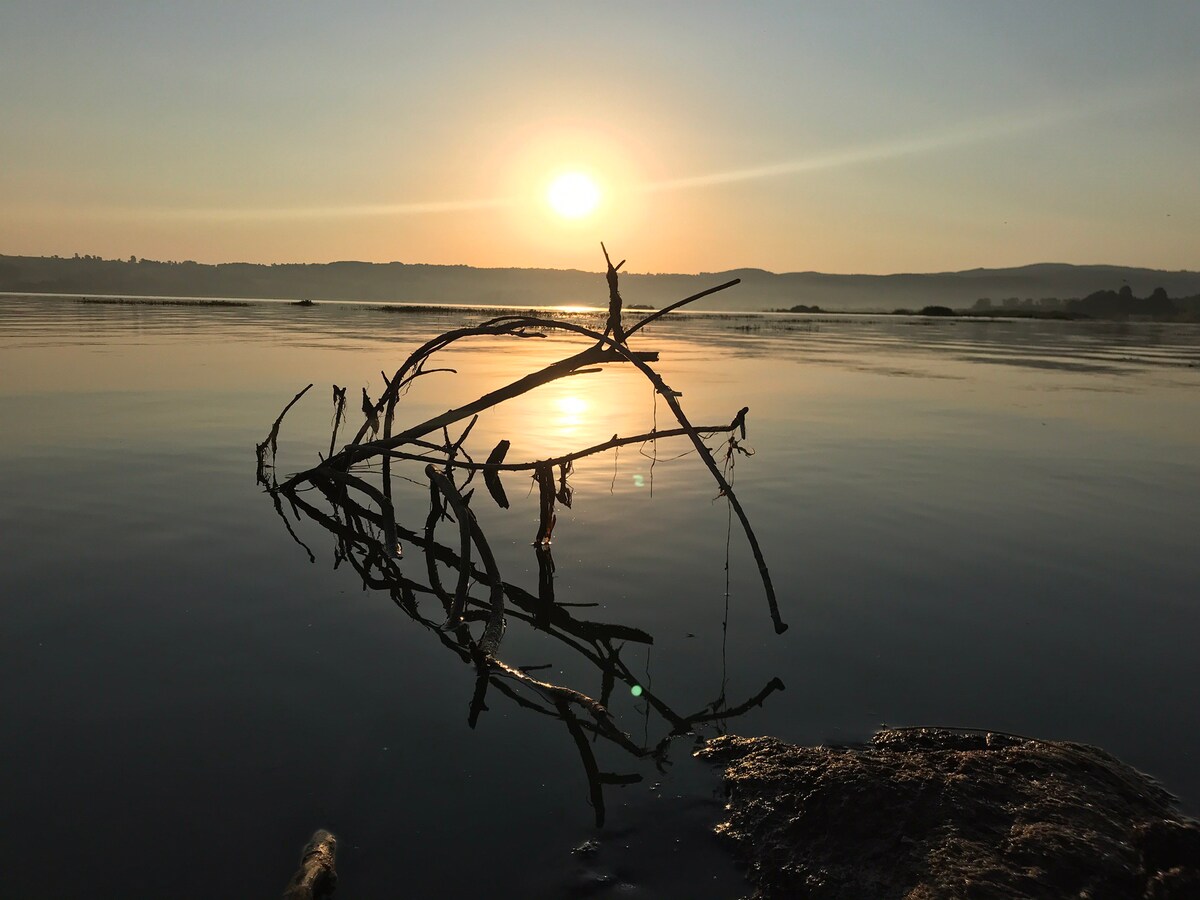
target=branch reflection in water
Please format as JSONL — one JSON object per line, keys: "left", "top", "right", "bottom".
{"left": 257, "top": 248, "right": 787, "bottom": 825}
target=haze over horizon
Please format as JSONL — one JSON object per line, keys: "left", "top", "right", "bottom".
{"left": 4, "top": 2, "right": 1198, "bottom": 275}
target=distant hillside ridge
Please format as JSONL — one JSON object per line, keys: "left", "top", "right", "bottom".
{"left": 2, "top": 253, "right": 1199, "bottom": 312}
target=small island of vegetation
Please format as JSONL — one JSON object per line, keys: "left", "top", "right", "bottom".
{"left": 772, "top": 303, "right": 824, "bottom": 313}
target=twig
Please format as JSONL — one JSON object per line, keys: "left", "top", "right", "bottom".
{"left": 282, "top": 829, "right": 337, "bottom": 900}
{"left": 329, "top": 386, "right": 347, "bottom": 460}
{"left": 381, "top": 420, "right": 742, "bottom": 474}
{"left": 601, "top": 241, "right": 627, "bottom": 344}
{"left": 256, "top": 383, "right": 313, "bottom": 486}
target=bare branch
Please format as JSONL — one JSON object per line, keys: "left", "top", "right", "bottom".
{"left": 625, "top": 278, "right": 742, "bottom": 337}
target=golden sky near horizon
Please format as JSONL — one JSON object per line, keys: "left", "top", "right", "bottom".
{"left": 2, "top": 2, "right": 1199, "bottom": 274}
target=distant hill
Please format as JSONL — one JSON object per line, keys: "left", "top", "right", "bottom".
{"left": 2, "top": 253, "right": 1199, "bottom": 312}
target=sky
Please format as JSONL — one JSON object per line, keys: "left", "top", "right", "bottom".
{"left": 2, "top": 1, "right": 1198, "bottom": 274}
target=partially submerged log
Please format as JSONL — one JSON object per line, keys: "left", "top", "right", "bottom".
{"left": 282, "top": 829, "right": 337, "bottom": 900}
{"left": 698, "top": 728, "right": 1200, "bottom": 899}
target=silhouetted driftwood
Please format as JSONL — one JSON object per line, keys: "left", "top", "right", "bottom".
{"left": 258, "top": 247, "right": 790, "bottom": 829}
{"left": 266, "top": 248, "right": 782, "bottom": 630}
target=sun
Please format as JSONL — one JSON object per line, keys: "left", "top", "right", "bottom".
{"left": 546, "top": 172, "right": 600, "bottom": 219}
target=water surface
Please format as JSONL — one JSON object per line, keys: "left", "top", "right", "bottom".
{"left": 2, "top": 294, "right": 1198, "bottom": 897}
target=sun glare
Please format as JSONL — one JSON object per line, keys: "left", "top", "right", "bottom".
{"left": 557, "top": 396, "right": 589, "bottom": 416}
{"left": 547, "top": 172, "right": 600, "bottom": 219}
{"left": 551, "top": 394, "right": 589, "bottom": 439}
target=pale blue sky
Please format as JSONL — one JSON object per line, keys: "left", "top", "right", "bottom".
{"left": 3, "top": 1, "right": 1197, "bottom": 273}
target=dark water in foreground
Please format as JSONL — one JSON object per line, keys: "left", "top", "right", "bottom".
{"left": 2, "top": 295, "right": 1199, "bottom": 898}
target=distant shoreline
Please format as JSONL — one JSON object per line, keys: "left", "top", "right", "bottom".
{"left": 9, "top": 291, "right": 1200, "bottom": 328}
{"left": 5, "top": 252, "right": 1200, "bottom": 315}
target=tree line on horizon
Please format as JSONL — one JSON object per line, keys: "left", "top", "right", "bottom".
{"left": 967, "top": 285, "right": 1200, "bottom": 321}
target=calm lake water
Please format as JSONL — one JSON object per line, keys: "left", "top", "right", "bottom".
{"left": 2, "top": 293, "right": 1199, "bottom": 898}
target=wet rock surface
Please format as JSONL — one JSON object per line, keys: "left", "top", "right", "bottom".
{"left": 698, "top": 729, "right": 1200, "bottom": 899}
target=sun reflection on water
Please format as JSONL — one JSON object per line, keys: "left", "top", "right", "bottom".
{"left": 556, "top": 394, "right": 588, "bottom": 422}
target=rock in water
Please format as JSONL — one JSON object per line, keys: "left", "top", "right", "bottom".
{"left": 698, "top": 729, "right": 1200, "bottom": 899}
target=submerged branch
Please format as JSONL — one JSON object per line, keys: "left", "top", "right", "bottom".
{"left": 381, "top": 418, "right": 744, "bottom": 473}
{"left": 256, "top": 383, "right": 313, "bottom": 486}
